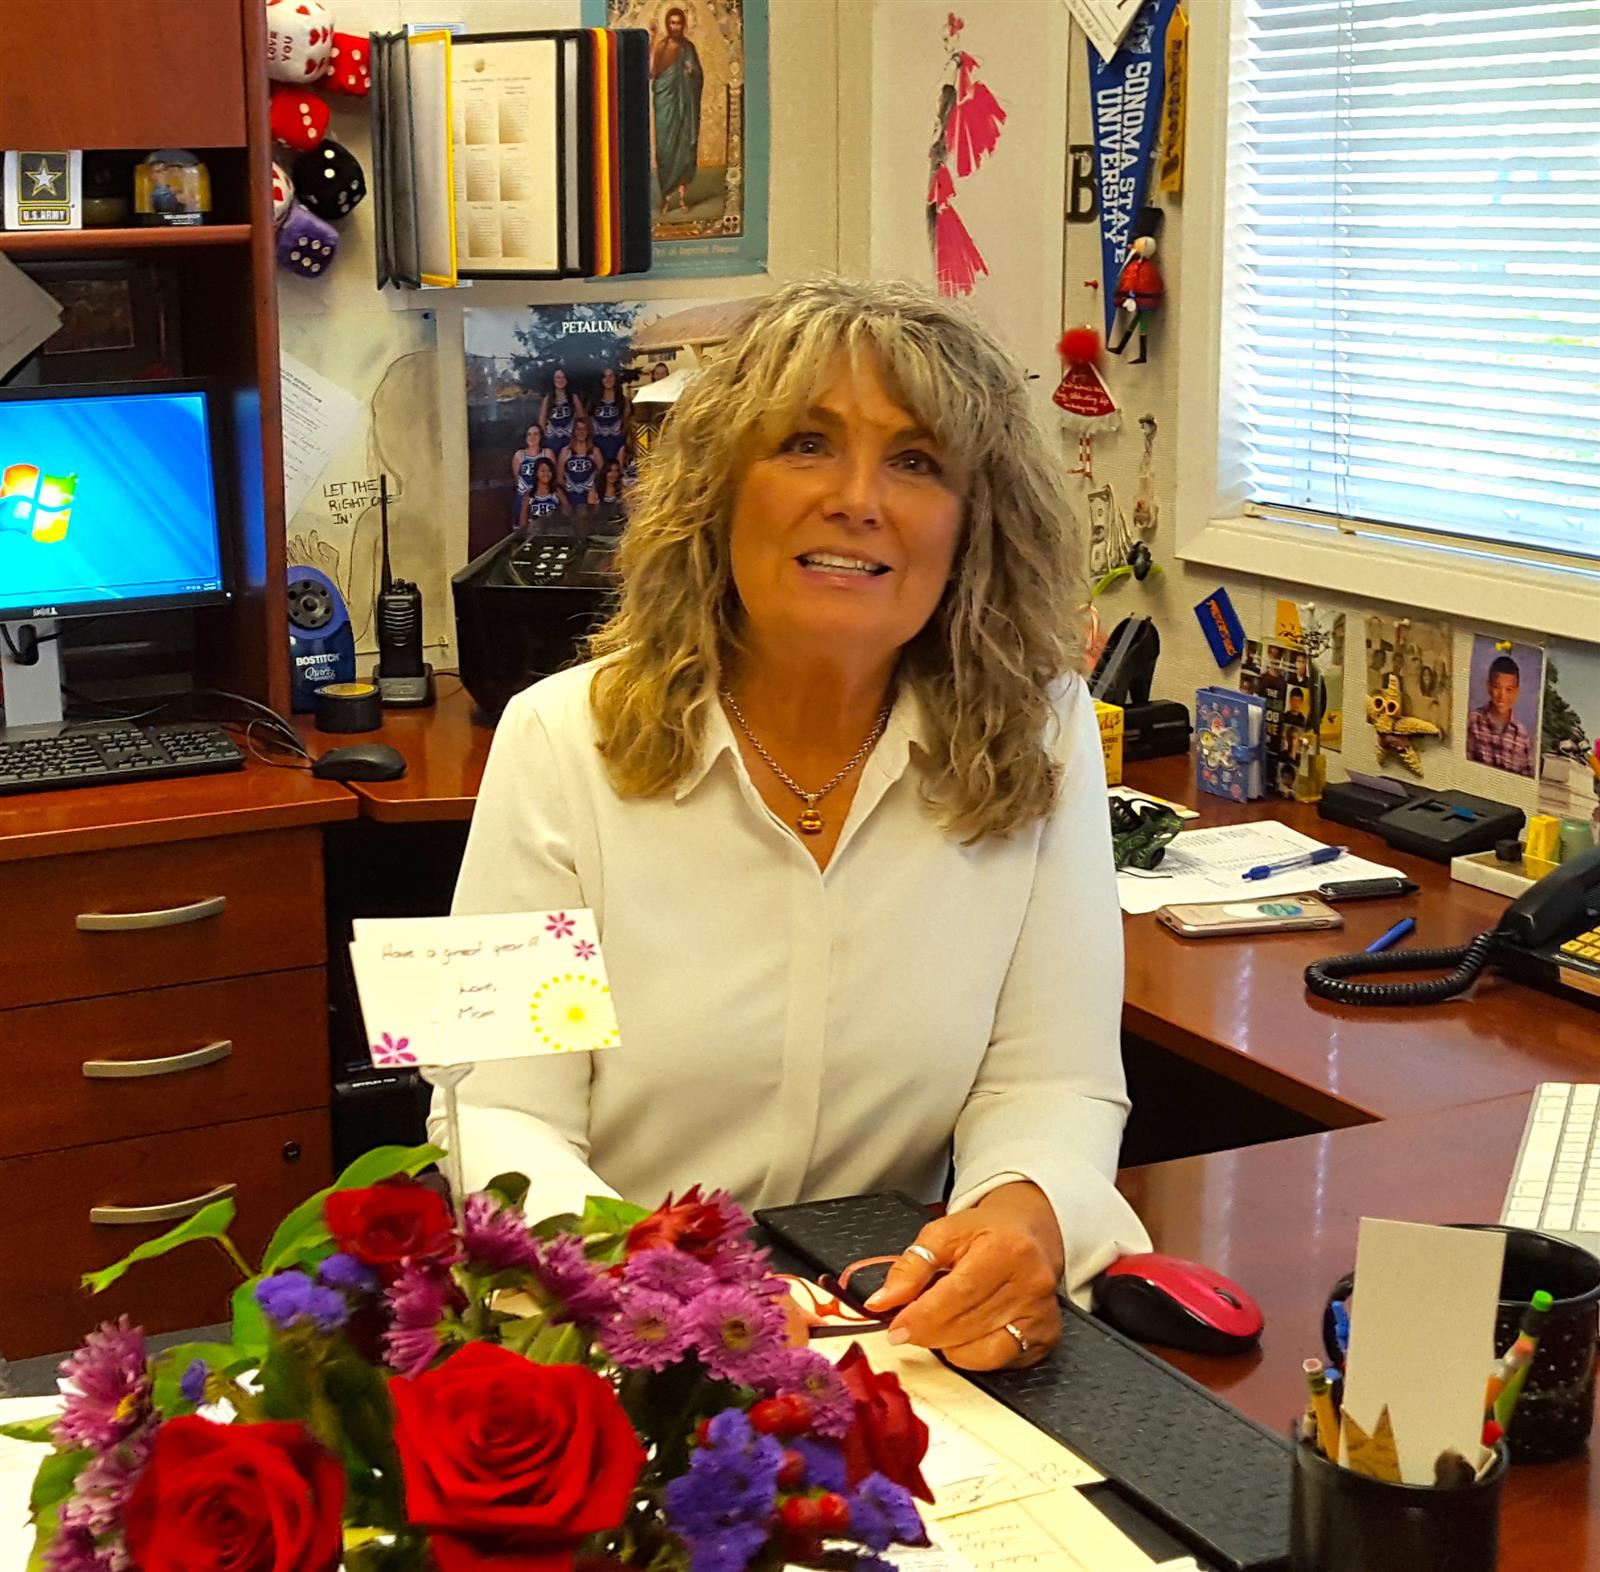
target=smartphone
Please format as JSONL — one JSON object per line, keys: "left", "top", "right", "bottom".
{"left": 1157, "top": 895, "right": 1344, "bottom": 938}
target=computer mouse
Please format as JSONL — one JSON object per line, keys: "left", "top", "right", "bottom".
{"left": 1092, "top": 1253, "right": 1264, "bottom": 1356}
{"left": 311, "top": 742, "right": 408, "bottom": 782}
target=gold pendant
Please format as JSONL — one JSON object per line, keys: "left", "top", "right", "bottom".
{"left": 798, "top": 807, "right": 825, "bottom": 835}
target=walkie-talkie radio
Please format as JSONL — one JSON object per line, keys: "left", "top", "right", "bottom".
{"left": 372, "top": 474, "right": 435, "bottom": 708}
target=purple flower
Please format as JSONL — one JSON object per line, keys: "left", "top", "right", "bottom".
{"left": 255, "top": 1271, "right": 350, "bottom": 1334}
{"left": 791, "top": 1436, "right": 848, "bottom": 1494}
{"left": 179, "top": 1359, "right": 209, "bottom": 1407}
{"left": 462, "top": 1192, "right": 538, "bottom": 1274}
{"left": 775, "top": 1346, "right": 855, "bottom": 1439}
{"left": 600, "top": 1288, "right": 691, "bottom": 1371}
{"left": 54, "top": 1318, "right": 150, "bottom": 1451}
{"left": 531, "top": 1235, "right": 621, "bottom": 1326}
{"left": 664, "top": 1409, "right": 782, "bottom": 1542}
{"left": 848, "top": 1473, "right": 926, "bottom": 1551}
{"left": 385, "top": 1322, "right": 446, "bottom": 1380}
{"left": 44, "top": 1520, "right": 116, "bottom": 1572}
{"left": 690, "top": 1284, "right": 788, "bottom": 1384}
{"left": 382, "top": 1260, "right": 458, "bottom": 1377}
{"left": 318, "top": 1252, "right": 378, "bottom": 1294}
{"left": 61, "top": 1431, "right": 152, "bottom": 1536}
{"left": 623, "top": 1245, "right": 716, "bottom": 1301}
{"left": 685, "top": 1524, "right": 769, "bottom": 1572}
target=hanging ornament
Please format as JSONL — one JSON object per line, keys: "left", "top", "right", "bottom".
{"left": 1055, "top": 325, "right": 1120, "bottom": 481}
{"left": 1132, "top": 413, "right": 1159, "bottom": 534}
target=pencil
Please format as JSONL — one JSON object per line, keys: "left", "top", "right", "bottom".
{"left": 1305, "top": 1357, "right": 1341, "bottom": 1461}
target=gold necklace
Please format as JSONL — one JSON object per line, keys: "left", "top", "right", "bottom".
{"left": 720, "top": 690, "right": 893, "bottom": 836}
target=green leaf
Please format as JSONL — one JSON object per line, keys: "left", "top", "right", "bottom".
{"left": 26, "top": 1502, "right": 60, "bottom": 1572}
{"left": 321, "top": 1345, "right": 405, "bottom": 1529}
{"left": 530, "top": 1210, "right": 582, "bottom": 1241}
{"left": 578, "top": 1195, "right": 649, "bottom": 1234}
{"left": 29, "top": 1449, "right": 89, "bottom": 1515}
{"left": 231, "top": 1276, "right": 268, "bottom": 1359}
{"left": 499, "top": 1313, "right": 550, "bottom": 1356}
{"left": 151, "top": 1341, "right": 252, "bottom": 1416}
{"left": 521, "top": 1321, "right": 585, "bottom": 1365}
{"left": 80, "top": 1197, "right": 238, "bottom": 1294}
{"left": 0, "top": 1417, "right": 56, "bottom": 1446}
{"left": 259, "top": 1143, "right": 445, "bottom": 1275}
{"left": 485, "top": 1171, "right": 531, "bottom": 1211}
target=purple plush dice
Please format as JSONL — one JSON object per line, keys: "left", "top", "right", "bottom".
{"left": 276, "top": 200, "right": 339, "bottom": 278}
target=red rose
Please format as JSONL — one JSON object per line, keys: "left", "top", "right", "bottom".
{"left": 123, "top": 1416, "right": 343, "bottom": 1572}
{"left": 837, "top": 1342, "right": 933, "bottom": 1502}
{"left": 624, "top": 1185, "right": 736, "bottom": 1260}
{"left": 326, "top": 1178, "right": 455, "bottom": 1270}
{"left": 391, "top": 1341, "right": 646, "bottom": 1572}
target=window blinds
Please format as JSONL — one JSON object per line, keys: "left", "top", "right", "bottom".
{"left": 1221, "top": 0, "right": 1600, "bottom": 560}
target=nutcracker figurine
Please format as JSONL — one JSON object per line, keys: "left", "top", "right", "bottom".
{"left": 1108, "top": 207, "right": 1165, "bottom": 364}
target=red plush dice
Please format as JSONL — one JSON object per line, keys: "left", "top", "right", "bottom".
{"left": 324, "top": 33, "right": 372, "bottom": 98}
{"left": 270, "top": 86, "right": 331, "bottom": 154}
{"left": 265, "top": 0, "right": 334, "bottom": 83}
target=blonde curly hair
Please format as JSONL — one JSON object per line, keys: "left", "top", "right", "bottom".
{"left": 589, "top": 277, "right": 1087, "bottom": 842}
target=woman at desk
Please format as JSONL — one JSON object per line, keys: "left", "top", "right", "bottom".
{"left": 447, "top": 278, "right": 1148, "bottom": 1370}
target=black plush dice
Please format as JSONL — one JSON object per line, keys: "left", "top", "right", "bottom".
{"left": 292, "top": 138, "right": 366, "bottom": 221}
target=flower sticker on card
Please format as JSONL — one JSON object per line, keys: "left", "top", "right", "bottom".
{"left": 349, "top": 911, "right": 619, "bottom": 1069}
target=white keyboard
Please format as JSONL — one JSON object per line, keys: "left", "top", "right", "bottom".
{"left": 1501, "top": 1083, "right": 1600, "bottom": 1246}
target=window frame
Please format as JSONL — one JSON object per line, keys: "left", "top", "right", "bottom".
{"left": 1175, "top": 0, "right": 1600, "bottom": 641}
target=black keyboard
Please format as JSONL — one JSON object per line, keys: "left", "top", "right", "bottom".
{"left": 0, "top": 721, "right": 245, "bottom": 795}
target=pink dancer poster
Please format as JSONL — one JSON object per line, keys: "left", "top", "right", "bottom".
{"left": 870, "top": 0, "right": 1068, "bottom": 409}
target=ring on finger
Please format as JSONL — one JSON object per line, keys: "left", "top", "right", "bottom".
{"left": 1002, "top": 1320, "right": 1030, "bottom": 1356}
{"left": 903, "top": 1243, "right": 939, "bottom": 1268}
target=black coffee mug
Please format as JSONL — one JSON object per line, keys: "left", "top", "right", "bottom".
{"left": 1325, "top": 1224, "right": 1600, "bottom": 1464}
{"left": 1290, "top": 1433, "right": 1508, "bottom": 1572}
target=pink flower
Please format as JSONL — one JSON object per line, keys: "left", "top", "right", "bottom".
{"left": 383, "top": 1261, "right": 459, "bottom": 1378}
{"left": 574, "top": 939, "right": 597, "bottom": 961}
{"left": 54, "top": 1318, "right": 150, "bottom": 1452}
{"left": 462, "top": 1193, "right": 537, "bottom": 1274}
{"left": 546, "top": 912, "right": 576, "bottom": 938}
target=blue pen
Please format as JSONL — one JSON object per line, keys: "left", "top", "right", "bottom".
{"left": 1241, "top": 846, "right": 1347, "bottom": 881}
{"left": 1365, "top": 917, "right": 1416, "bottom": 954}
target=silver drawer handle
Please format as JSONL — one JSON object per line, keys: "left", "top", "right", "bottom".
{"left": 82, "top": 1039, "right": 233, "bottom": 1081}
{"left": 77, "top": 895, "right": 228, "bottom": 932}
{"left": 90, "top": 1183, "right": 237, "bottom": 1227}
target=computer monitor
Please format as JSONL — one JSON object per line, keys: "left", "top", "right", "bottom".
{"left": 0, "top": 379, "right": 230, "bottom": 622}
{"left": 0, "top": 380, "right": 230, "bottom": 730}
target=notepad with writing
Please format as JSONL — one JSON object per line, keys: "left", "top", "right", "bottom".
{"left": 349, "top": 911, "right": 620, "bottom": 1069}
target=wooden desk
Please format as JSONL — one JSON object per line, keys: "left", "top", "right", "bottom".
{"left": 295, "top": 678, "right": 491, "bottom": 823}
{"left": 318, "top": 697, "right": 1600, "bottom": 1129}
{"left": 1123, "top": 757, "right": 1600, "bottom": 1126}
{"left": 1119, "top": 1094, "right": 1595, "bottom": 1571}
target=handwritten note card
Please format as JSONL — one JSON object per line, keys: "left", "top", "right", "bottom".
{"left": 350, "top": 911, "right": 619, "bottom": 1068}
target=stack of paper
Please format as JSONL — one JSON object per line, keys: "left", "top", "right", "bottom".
{"left": 1118, "top": 821, "right": 1404, "bottom": 916}
{"left": 0, "top": 256, "right": 63, "bottom": 380}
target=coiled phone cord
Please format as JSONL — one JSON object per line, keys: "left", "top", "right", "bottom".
{"left": 1303, "top": 929, "right": 1498, "bottom": 1005}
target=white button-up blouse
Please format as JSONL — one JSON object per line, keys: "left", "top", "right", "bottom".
{"left": 438, "top": 660, "right": 1151, "bottom": 1296}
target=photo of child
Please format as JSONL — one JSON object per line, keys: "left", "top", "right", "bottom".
{"left": 1465, "top": 636, "right": 1543, "bottom": 779}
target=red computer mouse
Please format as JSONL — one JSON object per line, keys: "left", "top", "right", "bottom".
{"left": 1092, "top": 1253, "right": 1264, "bottom": 1356}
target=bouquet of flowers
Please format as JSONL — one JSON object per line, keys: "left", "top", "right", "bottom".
{"left": 6, "top": 1144, "right": 932, "bottom": 1572}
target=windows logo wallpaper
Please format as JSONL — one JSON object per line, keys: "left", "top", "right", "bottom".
{"left": 0, "top": 464, "right": 76, "bottom": 543}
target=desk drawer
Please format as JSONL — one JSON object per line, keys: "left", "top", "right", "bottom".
{"left": 0, "top": 829, "right": 325, "bottom": 1009}
{"left": 0, "top": 1109, "right": 331, "bottom": 1361}
{"left": 0, "top": 970, "right": 328, "bottom": 1159}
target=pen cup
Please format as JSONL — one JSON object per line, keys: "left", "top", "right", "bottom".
{"left": 1325, "top": 1224, "right": 1600, "bottom": 1464}
{"left": 1289, "top": 1434, "right": 1508, "bottom": 1572}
